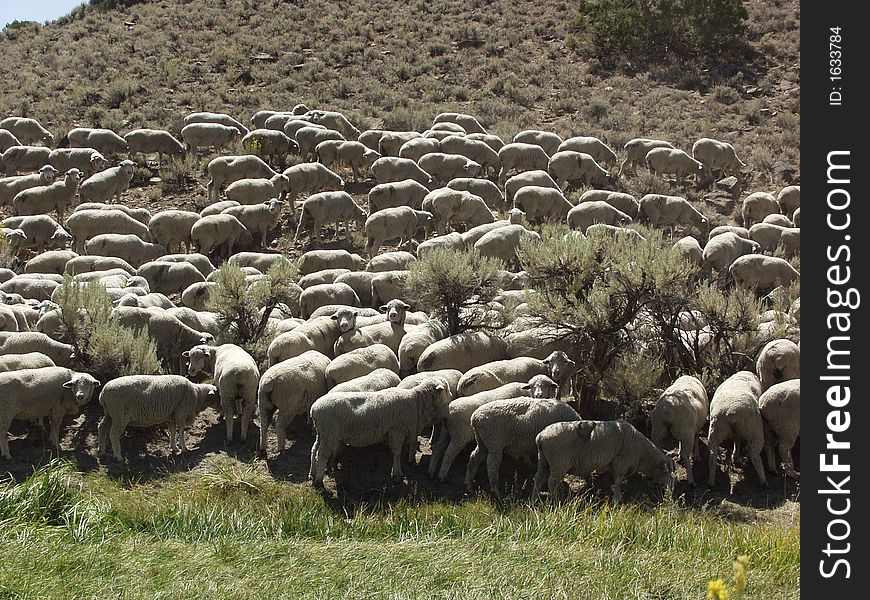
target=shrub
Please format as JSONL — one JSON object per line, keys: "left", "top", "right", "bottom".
{"left": 89, "top": 0, "right": 148, "bottom": 11}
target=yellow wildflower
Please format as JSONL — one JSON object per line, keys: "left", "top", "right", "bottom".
{"left": 733, "top": 556, "right": 749, "bottom": 595}
{"left": 707, "top": 578, "right": 730, "bottom": 600}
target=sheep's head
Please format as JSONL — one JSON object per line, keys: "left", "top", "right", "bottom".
{"left": 331, "top": 308, "right": 358, "bottom": 332}
{"left": 418, "top": 211, "right": 435, "bottom": 237}
{"left": 523, "top": 374, "right": 560, "bottom": 399}
{"left": 3, "top": 228, "right": 27, "bottom": 247}
{"left": 39, "top": 164, "right": 59, "bottom": 183}
{"left": 380, "top": 299, "right": 410, "bottom": 325}
{"left": 90, "top": 153, "right": 109, "bottom": 172}
{"left": 363, "top": 149, "right": 381, "bottom": 167}
{"left": 65, "top": 168, "right": 83, "bottom": 185}
{"left": 63, "top": 372, "right": 101, "bottom": 405}
{"left": 542, "top": 351, "right": 576, "bottom": 386}
{"left": 508, "top": 208, "right": 525, "bottom": 225}
{"left": 182, "top": 344, "right": 216, "bottom": 377}
{"left": 464, "top": 160, "right": 482, "bottom": 177}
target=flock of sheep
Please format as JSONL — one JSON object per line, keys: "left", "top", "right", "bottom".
{"left": 0, "top": 106, "right": 799, "bottom": 501}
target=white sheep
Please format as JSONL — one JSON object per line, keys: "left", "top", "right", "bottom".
{"left": 64, "top": 255, "right": 136, "bottom": 275}
{"left": 691, "top": 138, "right": 747, "bottom": 179}
{"left": 251, "top": 110, "right": 291, "bottom": 129}
{"left": 48, "top": 148, "right": 109, "bottom": 176}
{"left": 701, "top": 232, "right": 759, "bottom": 275}
{"left": 24, "top": 249, "right": 78, "bottom": 275}
{"left": 334, "top": 272, "right": 376, "bottom": 308}
{"left": 639, "top": 194, "right": 710, "bottom": 236}
{"left": 180, "top": 123, "right": 240, "bottom": 157}
{"left": 548, "top": 151, "right": 611, "bottom": 190}
{"left": 776, "top": 185, "right": 799, "bottom": 217}
{"left": 77, "top": 159, "right": 136, "bottom": 204}
{"left": 779, "top": 228, "right": 799, "bottom": 258}
{"left": 415, "top": 232, "right": 466, "bottom": 258}
{"left": 65, "top": 208, "right": 150, "bottom": 253}
{"left": 316, "top": 140, "right": 380, "bottom": 182}
{"left": 417, "top": 331, "right": 507, "bottom": 373}
{"left": 257, "top": 349, "right": 331, "bottom": 452}
{"left": 650, "top": 375, "right": 708, "bottom": 485}
{"left": 741, "top": 192, "right": 780, "bottom": 227}
{"left": 2, "top": 145, "right": 51, "bottom": 175}
{"left": 2, "top": 215, "right": 71, "bottom": 253}
{"left": 456, "top": 357, "right": 548, "bottom": 397}
{"left": 438, "top": 136, "right": 501, "bottom": 177}
{"left": 422, "top": 188, "right": 494, "bottom": 235}
{"left": 324, "top": 343, "right": 400, "bottom": 388}
{"left": 124, "top": 129, "right": 185, "bottom": 166}
{"left": 460, "top": 220, "right": 510, "bottom": 247}
{"left": 367, "top": 179, "right": 429, "bottom": 215}
{"left": 709, "top": 225, "right": 750, "bottom": 240}
{"left": 446, "top": 178, "right": 503, "bottom": 212}
{"left": 673, "top": 236, "right": 704, "bottom": 268}
{"left": 0, "top": 352, "right": 55, "bottom": 372}
{"left": 757, "top": 379, "right": 800, "bottom": 478}
{"left": 398, "top": 320, "right": 448, "bottom": 376}
{"left": 333, "top": 299, "right": 411, "bottom": 356}
{"left": 748, "top": 222, "right": 787, "bottom": 253}
{"left": 756, "top": 338, "right": 799, "bottom": 392}
{"left": 293, "top": 190, "right": 366, "bottom": 243}
{"left": 309, "top": 377, "right": 451, "bottom": 485}
{"left": 503, "top": 170, "right": 562, "bottom": 209}
{"left": 378, "top": 131, "right": 423, "bottom": 157}
{"left": 558, "top": 136, "right": 618, "bottom": 168}
{"left": 65, "top": 128, "right": 128, "bottom": 155}
{"left": 0, "top": 165, "right": 58, "bottom": 206}
{"left": 466, "top": 133, "right": 505, "bottom": 153}
{"left": 371, "top": 156, "right": 434, "bottom": 187}
{"left": 0, "top": 366, "right": 100, "bottom": 458}
{"left": 474, "top": 224, "right": 540, "bottom": 268}
{"left": 512, "top": 130, "right": 563, "bottom": 157}
{"left": 577, "top": 189, "right": 639, "bottom": 219}
{"left": 224, "top": 175, "right": 289, "bottom": 207}
{"left": 567, "top": 200, "right": 632, "bottom": 232}
{"left": 190, "top": 214, "right": 252, "bottom": 260}
{"left": 761, "top": 213, "right": 793, "bottom": 227}
{"left": 433, "top": 113, "right": 487, "bottom": 135}
{"left": 12, "top": 168, "right": 83, "bottom": 222}
{"left": 228, "top": 251, "right": 294, "bottom": 274}
{"left": 364, "top": 207, "right": 433, "bottom": 256}
{"left": 221, "top": 199, "right": 284, "bottom": 247}
{"left": 241, "top": 129, "right": 295, "bottom": 163}
{"left": 85, "top": 233, "right": 167, "bottom": 269}
{"left": 0, "top": 331, "right": 75, "bottom": 366}
{"left": 147, "top": 210, "right": 201, "bottom": 253}
{"left": 206, "top": 155, "right": 277, "bottom": 201}
{"left": 418, "top": 152, "right": 482, "bottom": 184}
{"left": 304, "top": 109, "right": 361, "bottom": 139}
{"left": 137, "top": 261, "right": 205, "bottom": 296}
{"left": 184, "top": 343, "right": 259, "bottom": 443}
{"left": 180, "top": 281, "right": 214, "bottom": 311}
{"left": 97, "top": 375, "right": 216, "bottom": 460}
{"left": 295, "top": 126, "right": 345, "bottom": 162}
{"left": 512, "top": 185, "right": 572, "bottom": 224}
{"left": 298, "top": 249, "right": 365, "bottom": 275}
{"left": 398, "top": 137, "right": 441, "bottom": 162}
{"left": 268, "top": 113, "right": 311, "bottom": 132}
{"left": 75, "top": 202, "right": 150, "bottom": 224}
{"left": 619, "top": 138, "right": 674, "bottom": 177}
{"left": 182, "top": 111, "right": 248, "bottom": 135}
{"left": 161, "top": 252, "right": 214, "bottom": 279}
{"left": 267, "top": 310, "right": 358, "bottom": 366}
{"left": 325, "top": 369, "right": 399, "bottom": 394}
{"left": 729, "top": 255, "right": 799, "bottom": 290}
{"left": 366, "top": 251, "right": 417, "bottom": 273}
{"left": 0, "top": 129, "right": 20, "bottom": 152}
{"left": 299, "top": 282, "right": 361, "bottom": 320}
{"left": 0, "top": 117, "right": 54, "bottom": 146}
{"left": 497, "top": 143, "right": 551, "bottom": 186}
{"left": 585, "top": 223, "right": 646, "bottom": 242}
{"left": 534, "top": 419, "right": 676, "bottom": 503}
{"left": 645, "top": 147, "right": 705, "bottom": 184}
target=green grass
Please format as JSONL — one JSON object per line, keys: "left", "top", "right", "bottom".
{"left": 0, "top": 459, "right": 799, "bottom": 599}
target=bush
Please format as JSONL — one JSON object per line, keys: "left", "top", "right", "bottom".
{"left": 89, "top": 0, "right": 148, "bottom": 11}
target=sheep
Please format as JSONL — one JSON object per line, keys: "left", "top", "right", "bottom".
{"left": 358, "top": 129, "right": 388, "bottom": 151}
{"left": 24, "top": 250, "right": 78, "bottom": 275}
{"left": 64, "top": 128, "right": 129, "bottom": 156}
{"left": 206, "top": 155, "right": 277, "bottom": 202}
{"left": 512, "top": 186, "right": 572, "bottom": 224}
{"left": 299, "top": 269, "right": 351, "bottom": 290}
{"left": 1, "top": 227, "right": 29, "bottom": 253}
{"left": 85, "top": 234, "right": 168, "bottom": 269}
{"left": 756, "top": 338, "right": 799, "bottom": 392}
{"left": 776, "top": 185, "right": 799, "bottom": 218}
{"left": 304, "top": 109, "right": 361, "bottom": 139}
{"left": 116, "top": 292, "right": 175, "bottom": 310}
{"left": 370, "top": 269, "right": 411, "bottom": 308}
{"left": 325, "top": 370, "right": 401, "bottom": 395}
{"left": 729, "top": 255, "right": 799, "bottom": 290}
{"left": 267, "top": 310, "right": 358, "bottom": 365}
{"left": 504, "top": 170, "right": 561, "bottom": 209}
{"left": 415, "top": 232, "right": 466, "bottom": 258}
{"left": 147, "top": 210, "right": 201, "bottom": 253}
{"left": 294, "top": 191, "right": 366, "bottom": 243}
{"left": 639, "top": 194, "right": 710, "bottom": 237}
{"left": 317, "top": 140, "right": 380, "bottom": 182}
{"left": 224, "top": 175, "right": 289, "bottom": 208}
{"left": 184, "top": 343, "right": 259, "bottom": 443}
{"left": 189, "top": 214, "right": 252, "bottom": 260}
{"left": 417, "top": 152, "right": 482, "bottom": 184}
{"left": 97, "top": 375, "right": 217, "bottom": 461}
{"left": 166, "top": 307, "right": 221, "bottom": 339}
{"left": 2, "top": 215, "right": 71, "bottom": 253}
{"left": 534, "top": 419, "right": 676, "bottom": 503}
{"left": 433, "top": 113, "right": 487, "bottom": 134}
{"left": 251, "top": 110, "right": 291, "bottom": 129}
{"left": 65, "top": 209, "right": 149, "bottom": 253}
{"left": 0, "top": 165, "right": 58, "bottom": 206}
{"left": 363, "top": 207, "right": 432, "bottom": 256}
{"left": 227, "top": 251, "right": 294, "bottom": 274}
{"left": 124, "top": 129, "right": 185, "bottom": 166}
{"left": 295, "top": 126, "right": 345, "bottom": 162}
{"left": 241, "top": 129, "right": 295, "bottom": 164}
{"left": 0, "top": 352, "right": 55, "bottom": 372}
{"left": 268, "top": 113, "right": 312, "bottom": 132}
{"left": 548, "top": 151, "right": 611, "bottom": 190}
{"left": 465, "top": 396, "right": 579, "bottom": 496}
{"left": 182, "top": 111, "right": 248, "bottom": 135}
{"left": 199, "top": 201, "right": 239, "bottom": 218}
{"left": 557, "top": 136, "right": 618, "bottom": 168}
{"left": 741, "top": 192, "right": 780, "bottom": 227}
{"left": 619, "top": 138, "right": 674, "bottom": 177}
{"left": 75, "top": 202, "right": 151, "bottom": 224}
{"left": 748, "top": 223, "right": 788, "bottom": 253}
{"left": 221, "top": 199, "right": 283, "bottom": 247}
{"left": 298, "top": 249, "right": 365, "bottom": 275}
{"left": 645, "top": 147, "right": 705, "bottom": 184}
{"left": 460, "top": 220, "right": 510, "bottom": 247}
{"left": 456, "top": 357, "right": 548, "bottom": 397}
{"left": 1, "top": 274, "right": 61, "bottom": 302}
{"left": 12, "top": 168, "right": 82, "bottom": 222}
{"left": 673, "top": 236, "right": 704, "bottom": 268}
{"left": 398, "top": 137, "right": 441, "bottom": 163}
{"left": 309, "top": 377, "right": 451, "bottom": 485}
{"left": 762, "top": 214, "right": 793, "bottom": 227}
{"left": 779, "top": 228, "right": 800, "bottom": 258}
{"left": 417, "top": 331, "right": 507, "bottom": 373}
{"left": 48, "top": 148, "right": 109, "bottom": 176}
{"left": 180, "top": 123, "right": 240, "bottom": 157}
{"left": 757, "top": 379, "right": 800, "bottom": 478}
{"left": 0, "top": 117, "right": 54, "bottom": 146}
{"left": 584, "top": 223, "right": 646, "bottom": 242}
{"left": 443, "top": 180, "right": 500, "bottom": 214}
{"left": 64, "top": 255, "right": 136, "bottom": 275}
{"left": 366, "top": 181, "right": 426, "bottom": 217}
{"left": 2, "top": 145, "right": 51, "bottom": 175}
{"left": 512, "top": 130, "right": 563, "bottom": 157}
{"left": 497, "top": 143, "right": 551, "bottom": 185}
{"left": 299, "top": 282, "right": 360, "bottom": 320}
{"left": 333, "top": 299, "right": 411, "bottom": 356}
{"left": 371, "top": 156, "right": 434, "bottom": 187}
{"left": 707, "top": 371, "right": 767, "bottom": 488}
{"left": 567, "top": 200, "right": 632, "bottom": 232}
{"left": 701, "top": 232, "right": 760, "bottom": 275}
{"left": 577, "top": 190, "right": 639, "bottom": 219}
{"left": 378, "top": 131, "right": 423, "bottom": 157}
{"left": 437, "top": 136, "right": 501, "bottom": 177}
{"left": 691, "top": 138, "right": 747, "bottom": 179}
{"left": 333, "top": 272, "right": 376, "bottom": 308}
{"left": 325, "top": 343, "right": 400, "bottom": 389}
{"left": 0, "top": 129, "right": 20, "bottom": 153}
{"left": 709, "top": 225, "right": 751, "bottom": 240}
{"left": 0, "top": 331, "right": 75, "bottom": 367}
{"left": 257, "top": 350, "right": 331, "bottom": 452}
{"left": 0, "top": 367, "right": 100, "bottom": 458}
{"left": 398, "top": 320, "right": 448, "bottom": 376}
{"left": 180, "top": 281, "right": 214, "bottom": 311}
{"left": 474, "top": 224, "right": 540, "bottom": 269}
{"left": 650, "top": 375, "right": 709, "bottom": 486}
{"left": 137, "top": 261, "right": 206, "bottom": 296}
{"left": 367, "top": 251, "right": 417, "bottom": 273}
{"left": 422, "top": 188, "right": 495, "bottom": 235}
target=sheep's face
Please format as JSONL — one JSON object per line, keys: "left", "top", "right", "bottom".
{"left": 39, "top": 165, "right": 59, "bottom": 183}
{"left": 464, "top": 161, "right": 482, "bottom": 177}
{"left": 524, "top": 374, "right": 559, "bottom": 399}
{"left": 363, "top": 150, "right": 381, "bottom": 167}
{"left": 66, "top": 169, "right": 83, "bottom": 184}
{"left": 50, "top": 230, "right": 73, "bottom": 248}
{"left": 4, "top": 228, "right": 27, "bottom": 246}
{"left": 63, "top": 373, "right": 101, "bottom": 405}
{"left": 183, "top": 345, "right": 215, "bottom": 376}
{"left": 649, "top": 453, "right": 677, "bottom": 494}
{"left": 543, "top": 351, "right": 575, "bottom": 384}
{"left": 331, "top": 309, "right": 357, "bottom": 332}
{"left": 381, "top": 299, "right": 409, "bottom": 324}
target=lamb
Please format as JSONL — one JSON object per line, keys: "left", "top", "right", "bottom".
{"left": 85, "top": 234, "right": 168, "bottom": 269}
{"left": 147, "top": 210, "right": 201, "bottom": 253}
{"left": 206, "top": 155, "right": 277, "bottom": 202}
{"left": 364, "top": 207, "right": 433, "bottom": 255}
{"left": 757, "top": 379, "right": 800, "bottom": 478}
{"left": 417, "top": 331, "right": 507, "bottom": 373}
{"left": 398, "top": 320, "right": 448, "bottom": 376}
{"left": 299, "top": 282, "right": 360, "bottom": 319}
{"left": 650, "top": 375, "right": 709, "bottom": 485}
{"left": 64, "top": 128, "right": 129, "bottom": 156}
{"left": 504, "top": 170, "right": 562, "bottom": 209}
{"left": 512, "top": 186, "right": 572, "bottom": 224}
{"left": 756, "top": 338, "right": 799, "bottom": 392}
{"left": 2, "top": 215, "right": 71, "bottom": 253}
{"left": 0, "top": 352, "right": 55, "bottom": 372}
{"left": 48, "top": 148, "right": 109, "bottom": 175}
{"left": 0, "top": 165, "right": 58, "bottom": 206}
{"left": 645, "top": 147, "right": 705, "bottom": 184}
{"left": 24, "top": 250, "right": 78, "bottom": 275}
{"left": 497, "top": 143, "right": 551, "bottom": 186}
{"left": 295, "top": 126, "right": 345, "bottom": 162}
{"left": 180, "top": 123, "right": 240, "bottom": 157}
{"left": 456, "top": 357, "right": 548, "bottom": 397}
{"left": 325, "top": 343, "right": 400, "bottom": 388}
{"left": 433, "top": 113, "right": 487, "bottom": 134}
{"left": 707, "top": 371, "right": 767, "bottom": 488}
{"left": 182, "top": 111, "right": 248, "bottom": 135}
{"left": 639, "top": 194, "right": 710, "bottom": 236}
{"left": 0, "top": 331, "right": 75, "bottom": 367}
{"left": 0, "top": 117, "right": 54, "bottom": 146}
{"left": 398, "top": 137, "right": 441, "bottom": 162}
{"left": 309, "top": 377, "right": 451, "bottom": 485}
{"left": 577, "top": 190, "right": 640, "bottom": 219}
{"left": 189, "top": 214, "right": 252, "bottom": 260}
{"left": 548, "top": 151, "right": 611, "bottom": 190}
{"left": 267, "top": 309, "right": 359, "bottom": 365}
{"left": 691, "top": 138, "right": 747, "bottom": 179}
{"left": 619, "top": 138, "right": 674, "bottom": 177}
{"left": 371, "top": 156, "right": 434, "bottom": 187}
{"left": 12, "top": 168, "right": 82, "bottom": 222}
{"left": 137, "top": 261, "right": 206, "bottom": 296}
{"left": 748, "top": 223, "right": 788, "bottom": 253}
{"left": 437, "top": 136, "right": 500, "bottom": 177}
{"left": 557, "top": 136, "right": 618, "bottom": 168}
{"left": 65, "top": 209, "right": 149, "bottom": 253}
{"left": 702, "top": 232, "right": 760, "bottom": 275}
{"left": 2, "top": 146, "right": 51, "bottom": 175}
{"left": 422, "top": 188, "right": 495, "bottom": 235}
{"left": 534, "top": 419, "right": 676, "bottom": 503}
{"left": 97, "top": 375, "right": 217, "bottom": 461}
{"left": 729, "top": 255, "right": 799, "bottom": 290}
{"left": 378, "top": 131, "right": 423, "bottom": 157}
{"left": 446, "top": 178, "right": 503, "bottom": 212}
{"left": 124, "top": 129, "right": 185, "bottom": 166}
{"left": 293, "top": 191, "right": 366, "bottom": 243}
{"left": 184, "top": 343, "right": 259, "bottom": 443}
{"left": 333, "top": 299, "right": 411, "bottom": 355}
{"left": 241, "top": 129, "right": 295, "bottom": 163}
{"left": 316, "top": 140, "right": 380, "bottom": 182}
{"left": 221, "top": 199, "right": 283, "bottom": 247}
{"left": 474, "top": 224, "right": 540, "bottom": 268}
{"left": 0, "top": 367, "right": 100, "bottom": 458}
{"left": 741, "top": 192, "right": 780, "bottom": 227}
{"left": 465, "top": 396, "right": 579, "bottom": 496}
{"left": 673, "top": 236, "right": 704, "bottom": 268}
{"left": 566, "top": 201, "right": 632, "bottom": 232}
{"left": 366, "top": 251, "right": 417, "bottom": 273}
{"left": 512, "top": 130, "right": 563, "bottom": 157}
{"left": 64, "top": 255, "right": 136, "bottom": 275}
{"left": 304, "top": 109, "right": 361, "bottom": 139}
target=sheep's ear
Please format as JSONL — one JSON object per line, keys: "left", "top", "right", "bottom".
{"left": 330, "top": 314, "right": 339, "bottom": 320}
{"left": 62, "top": 380, "right": 74, "bottom": 389}
{"left": 378, "top": 305, "right": 388, "bottom": 313}
{"left": 521, "top": 383, "right": 532, "bottom": 390}
{"left": 93, "top": 379, "right": 101, "bottom": 387}
{"left": 399, "top": 301, "right": 410, "bottom": 310}
{"left": 542, "top": 357, "right": 551, "bottom": 365}
{"left": 435, "top": 382, "right": 446, "bottom": 391}
{"left": 181, "top": 350, "right": 191, "bottom": 357}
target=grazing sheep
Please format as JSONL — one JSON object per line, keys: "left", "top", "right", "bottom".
{"left": 460, "top": 220, "right": 510, "bottom": 247}
{"left": 294, "top": 191, "right": 366, "bottom": 243}
{"left": 2, "top": 145, "right": 51, "bottom": 176}
{"left": 433, "top": 113, "right": 487, "bottom": 135}
{"left": 269, "top": 114, "right": 312, "bottom": 132}
{"left": 295, "top": 126, "right": 345, "bottom": 162}
{"left": 299, "top": 282, "right": 361, "bottom": 319}
{"left": 558, "top": 136, "right": 618, "bottom": 168}
{"left": 325, "top": 343, "right": 400, "bottom": 388}
{"left": 65, "top": 209, "right": 149, "bottom": 253}
{"left": 702, "top": 232, "right": 760, "bottom": 275}
{"left": 267, "top": 310, "right": 358, "bottom": 365}
{"left": 309, "top": 377, "right": 451, "bottom": 485}
{"left": 241, "top": 129, "right": 295, "bottom": 163}
{"left": 691, "top": 138, "right": 747, "bottom": 179}
{"left": 446, "top": 178, "right": 503, "bottom": 212}
{"left": 13, "top": 168, "right": 82, "bottom": 222}
{"left": 422, "top": 188, "right": 495, "bottom": 235}
{"left": 0, "top": 330, "right": 75, "bottom": 367}
{"left": 757, "top": 379, "right": 800, "bottom": 478}
{"left": 1, "top": 275, "right": 61, "bottom": 302}
{"left": 585, "top": 223, "right": 646, "bottom": 242}
{"left": 137, "top": 261, "right": 205, "bottom": 296}
{"left": 190, "top": 214, "right": 252, "bottom": 260}
{"left": 24, "top": 250, "right": 78, "bottom": 275}
{"left": 729, "top": 255, "right": 799, "bottom": 290}
{"left": 466, "top": 396, "right": 579, "bottom": 496}
{"left": 0, "top": 117, "right": 54, "bottom": 146}
{"left": 418, "top": 152, "right": 482, "bottom": 184}
{"left": 474, "top": 224, "right": 539, "bottom": 269}
{"left": 0, "top": 352, "right": 55, "bottom": 372}
{"left": 304, "top": 109, "right": 361, "bottom": 139}
{"left": 367, "top": 251, "right": 417, "bottom": 273}
{"left": 650, "top": 375, "right": 709, "bottom": 485}
{"left": 0, "top": 165, "right": 58, "bottom": 206}
{"left": 503, "top": 170, "right": 562, "bottom": 209}
{"left": 639, "top": 194, "right": 710, "bottom": 236}
{"left": 298, "top": 249, "right": 365, "bottom": 275}
{"left": 368, "top": 179, "right": 429, "bottom": 215}
{"left": 3, "top": 215, "right": 71, "bottom": 253}
{"left": 200, "top": 201, "right": 240, "bottom": 218}
{"left": 567, "top": 200, "right": 632, "bottom": 232}
{"left": 147, "top": 210, "right": 201, "bottom": 253}
{"left": 365, "top": 207, "right": 433, "bottom": 256}
{"left": 257, "top": 350, "right": 331, "bottom": 452}
{"left": 251, "top": 110, "right": 290, "bottom": 129}
{"left": 619, "top": 138, "right": 674, "bottom": 177}
{"left": 415, "top": 232, "right": 466, "bottom": 258}
{"left": 548, "top": 151, "right": 611, "bottom": 190}
{"left": 748, "top": 223, "right": 788, "bottom": 253}
{"left": 465, "top": 133, "right": 505, "bottom": 153}
{"left": 398, "top": 137, "right": 441, "bottom": 163}
{"left": 779, "top": 227, "right": 800, "bottom": 258}
{"left": 225, "top": 174, "right": 290, "bottom": 206}
{"left": 299, "top": 269, "right": 350, "bottom": 290}
{"left": 227, "top": 251, "right": 293, "bottom": 274}
{"left": 64, "top": 255, "right": 135, "bottom": 276}
{"left": 323, "top": 369, "right": 399, "bottom": 394}
{"left": 776, "top": 185, "right": 800, "bottom": 218}
{"left": 334, "top": 272, "right": 376, "bottom": 307}
{"left": 673, "top": 236, "right": 704, "bottom": 268}
{"left": 578, "top": 190, "right": 639, "bottom": 219}
{"left": 756, "top": 338, "right": 799, "bottom": 392}
{"left": 457, "top": 357, "right": 548, "bottom": 397}
{"left": 398, "top": 320, "right": 449, "bottom": 376}
{"left": 0, "top": 129, "right": 20, "bottom": 152}
{"left": 438, "top": 136, "right": 500, "bottom": 177}
{"left": 358, "top": 129, "right": 388, "bottom": 151}
{"left": 534, "top": 420, "right": 676, "bottom": 503}
{"left": 75, "top": 202, "right": 150, "bottom": 224}
{"left": 512, "top": 130, "right": 563, "bottom": 157}
{"left": 0, "top": 367, "right": 100, "bottom": 458}
{"left": 371, "top": 156, "right": 434, "bottom": 187}
{"left": 709, "top": 225, "right": 751, "bottom": 240}
{"left": 370, "top": 269, "right": 411, "bottom": 308}
{"left": 184, "top": 343, "right": 259, "bottom": 443}
{"left": 378, "top": 131, "right": 423, "bottom": 157}
{"left": 180, "top": 281, "right": 214, "bottom": 311}
{"left": 221, "top": 199, "right": 283, "bottom": 247}
{"left": 512, "top": 186, "right": 572, "bottom": 224}
{"left": 97, "top": 375, "right": 216, "bottom": 461}
{"left": 417, "top": 332, "right": 507, "bottom": 373}
{"left": 317, "top": 140, "right": 380, "bottom": 182}
{"left": 182, "top": 111, "right": 248, "bottom": 135}
{"left": 48, "top": 148, "right": 109, "bottom": 176}
{"left": 497, "top": 143, "right": 551, "bottom": 185}
{"left": 741, "top": 192, "right": 780, "bottom": 227}
{"left": 85, "top": 234, "right": 168, "bottom": 269}
{"left": 64, "top": 128, "right": 128, "bottom": 156}
{"left": 206, "top": 155, "right": 277, "bottom": 202}
{"left": 762, "top": 213, "right": 793, "bottom": 227}
{"left": 180, "top": 123, "right": 240, "bottom": 157}
{"left": 645, "top": 147, "right": 705, "bottom": 184}
{"left": 124, "top": 129, "right": 185, "bottom": 166}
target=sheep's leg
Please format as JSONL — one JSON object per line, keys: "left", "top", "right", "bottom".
{"left": 764, "top": 440, "right": 778, "bottom": 474}
{"left": 406, "top": 434, "right": 417, "bottom": 464}
{"left": 96, "top": 416, "right": 110, "bottom": 455}
{"left": 388, "top": 430, "right": 405, "bottom": 482}
{"left": 311, "top": 437, "right": 334, "bottom": 487}
{"left": 275, "top": 412, "right": 291, "bottom": 453}
{"left": 465, "top": 443, "right": 486, "bottom": 491}
{"left": 168, "top": 422, "right": 178, "bottom": 454}
{"left": 532, "top": 449, "right": 548, "bottom": 496}
{"left": 748, "top": 446, "right": 767, "bottom": 487}
{"left": 179, "top": 420, "right": 188, "bottom": 452}
{"left": 223, "top": 399, "right": 235, "bottom": 444}
{"left": 707, "top": 431, "right": 722, "bottom": 487}
{"left": 109, "top": 422, "right": 126, "bottom": 462}
{"left": 611, "top": 474, "right": 624, "bottom": 505}
{"left": 485, "top": 446, "right": 503, "bottom": 498}
{"left": 0, "top": 423, "right": 10, "bottom": 459}
{"left": 259, "top": 409, "right": 271, "bottom": 452}
{"left": 344, "top": 221, "right": 352, "bottom": 241}
{"left": 779, "top": 439, "right": 798, "bottom": 479}
{"left": 680, "top": 439, "right": 695, "bottom": 486}
{"left": 48, "top": 407, "right": 65, "bottom": 450}
{"left": 239, "top": 397, "right": 255, "bottom": 443}
{"left": 428, "top": 432, "right": 449, "bottom": 479}
{"left": 308, "top": 435, "right": 320, "bottom": 481}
